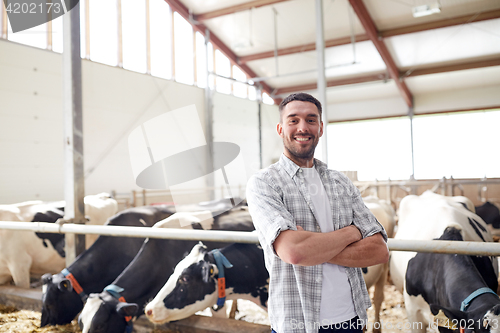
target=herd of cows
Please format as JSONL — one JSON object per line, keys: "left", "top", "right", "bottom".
{"left": 1, "top": 191, "right": 500, "bottom": 333}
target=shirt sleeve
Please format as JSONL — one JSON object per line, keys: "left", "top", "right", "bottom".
{"left": 246, "top": 173, "right": 296, "bottom": 257}
{"left": 350, "top": 184, "right": 388, "bottom": 242}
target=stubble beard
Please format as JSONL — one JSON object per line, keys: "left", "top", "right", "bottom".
{"left": 283, "top": 135, "right": 318, "bottom": 162}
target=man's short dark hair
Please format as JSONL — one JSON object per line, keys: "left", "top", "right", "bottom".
{"left": 278, "top": 93, "right": 322, "bottom": 123}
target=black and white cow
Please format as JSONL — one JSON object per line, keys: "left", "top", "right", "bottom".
{"left": 78, "top": 206, "right": 254, "bottom": 333}
{"left": 40, "top": 205, "right": 176, "bottom": 327}
{"left": 406, "top": 226, "right": 500, "bottom": 333}
{"left": 390, "top": 191, "right": 499, "bottom": 333}
{"left": 476, "top": 202, "right": 500, "bottom": 235}
{"left": 0, "top": 194, "right": 117, "bottom": 288}
{"left": 144, "top": 241, "right": 268, "bottom": 324}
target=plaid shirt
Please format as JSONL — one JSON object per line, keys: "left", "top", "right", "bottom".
{"left": 246, "top": 154, "right": 388, "bottom": 333}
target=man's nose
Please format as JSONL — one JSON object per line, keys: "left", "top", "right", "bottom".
{"left": 296, "top": 120, "right": 308, "bottom": 132}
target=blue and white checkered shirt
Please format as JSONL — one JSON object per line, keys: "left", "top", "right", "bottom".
{"left": 246, "top": 154, "right": 388, "bottom": 333}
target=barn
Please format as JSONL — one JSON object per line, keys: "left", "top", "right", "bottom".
{"left": 0, "top": 0, "right": 500, "bottom": 332}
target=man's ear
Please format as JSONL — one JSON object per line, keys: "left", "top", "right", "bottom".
{"left": 319, "top": 121, "right": 324, "bottom": 137}
{"left": 277, "top": 122, "right": 283, "bottom": 137}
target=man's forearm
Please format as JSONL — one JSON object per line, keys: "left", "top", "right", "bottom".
{"left": 327, "top": 233, "right": 389, "bottom": 267}
{"left": 274, "top": 225, "right": 362, "bottom": 266}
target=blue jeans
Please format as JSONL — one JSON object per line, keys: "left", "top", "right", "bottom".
{"left": 272, "top": 316, "right": 363, "bottom": 333}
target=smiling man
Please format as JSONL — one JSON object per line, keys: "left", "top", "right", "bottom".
{"left": 246, "top": 93, "right": 389, "bottom": 333}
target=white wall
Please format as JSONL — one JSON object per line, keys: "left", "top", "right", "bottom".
{"left": 0, "top": 40, "right": 278, "bottom": 204}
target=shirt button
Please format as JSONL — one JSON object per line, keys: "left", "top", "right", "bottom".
{"left": 316, "top": 278, "right": 321, "bottom": 283}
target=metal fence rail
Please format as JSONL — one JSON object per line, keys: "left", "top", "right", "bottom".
{"left": 1, "top": 221, "right": 500, "bottom": 256}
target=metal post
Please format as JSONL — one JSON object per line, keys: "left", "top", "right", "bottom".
{"left": 63, "top": 2, "right": 86, "bottom": 266}
{"left": 145, "top": 0, "right": 151, "bottom": 74}
{"left": 257, "top": 85, "right": 263, "bottom": 169}
{"left": 171, "top": 7, "right": 175, "bottom": 80}
{"left": 117, "top": 0, "right": 123, "bottom": 67}
{"left": 47, "top": 0, "right": 53, "bottom": 50}
{"left": 409, "top": 106, "right": 415, "bottom": 180}
{"left": 408, "top": 106, "right": 418, "bottom": 194}
{"left": 273, "top": 7, "right": 279, "bottom": 76}
{"left": 205, "top": 29, "right": 215, "bottom": 200}
{"left": 85, "top": 0, "right": 90, "bottom": 59}
{"left": 315, "top": 0, "right": 328, "bottom": 162}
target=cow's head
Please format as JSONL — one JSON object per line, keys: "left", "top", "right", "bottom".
{"left": 431, "top": 303, "right": 500, "bottom": 333}
{"left": 41, "top": 273, "right": 83, "bottom": 326}
{"left": 78, "top": 292, "right": 138, "bottom": 333}
{"left": 145, "top": 242, "right": 218, "bottom": 324}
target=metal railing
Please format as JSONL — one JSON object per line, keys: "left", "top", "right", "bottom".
{"left": 111, "top": 178, "right": 500, "bottom": 209}
{"left": 1, "top": 221, "right": 500, "bottom": 256}
{"left": 352, "top": 177, "right": 500, "bottom": 208}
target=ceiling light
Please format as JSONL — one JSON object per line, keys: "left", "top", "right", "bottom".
{"left": 412, "top": 3, "right": 441, "bottom": 18}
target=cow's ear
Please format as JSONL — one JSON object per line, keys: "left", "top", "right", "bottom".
{"left": 42, "top": 273, "right": 52, "bottom": 285}
{"left": 58, "top": 278, "right": 73, "bottom": 292}
{"left": 116, "top": 302, "right": 138, "bottom": 317}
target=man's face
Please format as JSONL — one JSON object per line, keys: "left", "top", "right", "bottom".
{"left": 277, "top": 100, "right": 323, "bottom": 166}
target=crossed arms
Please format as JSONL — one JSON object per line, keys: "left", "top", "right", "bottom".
{"left": 274, "top": 226, "right": 388, "bottom": 267}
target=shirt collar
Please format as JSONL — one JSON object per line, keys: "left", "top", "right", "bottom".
{"left": 278, "top": 153, "right": 328, "bottom": 178}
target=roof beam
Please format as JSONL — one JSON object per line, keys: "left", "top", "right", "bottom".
{"left": 348, "top": 0, "right": 413, "bottom": 108}
{"left": 195, "top": 0, "right": 291, "bottom": 21}
{"left": 274, "top": 57, "right": 500, "bottom": 96}
{"left": 164, "top": 0, "right": 274, "bottom": 97}
{"left": 404, "top": 58, "right": 500, "bottom": 77}
{"left": 238, "top": 9, "right": 500, "bottom": 64}
{"left": 275, "top": 73, "right": 387, "bottom": 95}
{"left": 381, "top": 9, "right": 500, "bottom": 37}
{"left": 239, "top": 34, "right": 370, "bottom": 64}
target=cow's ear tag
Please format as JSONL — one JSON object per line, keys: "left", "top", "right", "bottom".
{"left": 434, "top": 310, "right": 458, "bottom": 330}
{"left": 210, "top": 267, "right": 214, "bottom": 275}
{"left": 58, "top": 279, "right": 72, "bottom": 292}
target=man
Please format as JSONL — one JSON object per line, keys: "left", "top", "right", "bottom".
{"left": 246, "top": 93, "right": 389, "bottom": 333}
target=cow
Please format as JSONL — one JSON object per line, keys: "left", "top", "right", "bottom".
{"left": 476, "top": 202, "right": 500, "bottom": 236}
{"left": 33, "top": 193, "right": 118, "bottom": 251}
{"left": 144, "top": 196, "right": 396, "bottom": 330}
{"left": 40, "top": 205, "right": 176, "bottom": 327}
{"left": 0, "top": 194, "right": 118, "bottom": 289}
{"left": 144, "top": 241, "right": 267, "bottom": 324}
{"left": 406, "top": 226, "right": 499, "bottom": 333}
{"left": 78, "top": 205, "right": 255, "bottom": 333}
{"left": 389, "top": 191, "right": 499, "bottom": 333}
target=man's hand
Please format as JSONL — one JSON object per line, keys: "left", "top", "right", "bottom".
{"left": 328, "top": 232, "right": 389, "bottom": 267}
